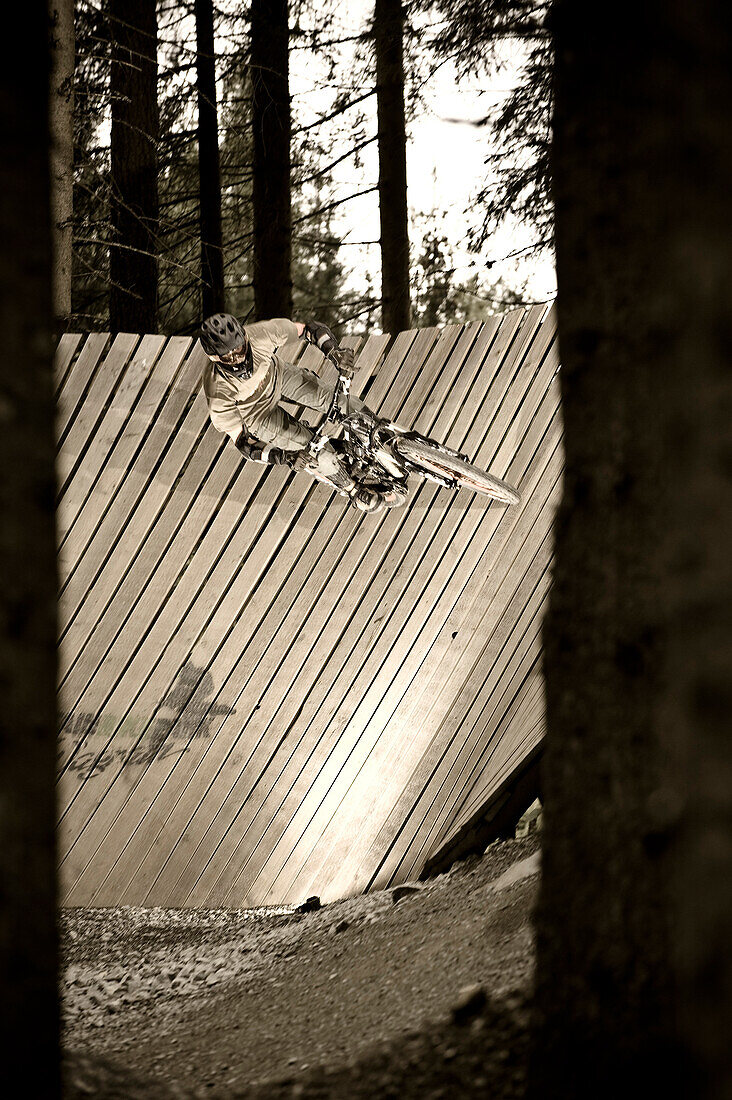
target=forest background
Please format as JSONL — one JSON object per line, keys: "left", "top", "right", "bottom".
{"left": 53, "top": 0, "right": 553, "bottom": 337}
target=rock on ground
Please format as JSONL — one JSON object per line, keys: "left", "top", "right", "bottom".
{"left": 62, "top": 834, "right": 541, "bottom": 1098}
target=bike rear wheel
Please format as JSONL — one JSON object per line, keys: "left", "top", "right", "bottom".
{"left": 394, "top": 437, "right": 521, "bottom": 505}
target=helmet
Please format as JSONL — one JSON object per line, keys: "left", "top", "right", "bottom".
{"left": 199, "top": 313, "right": 249, "bottom": 358}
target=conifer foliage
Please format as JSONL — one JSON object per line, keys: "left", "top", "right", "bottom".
{"left": 67, "top": 0, "right": 536, "bottom": 334}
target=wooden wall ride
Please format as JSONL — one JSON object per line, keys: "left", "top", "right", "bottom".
{"left": 55, "top": 305, "right": 561, "bottom": 907}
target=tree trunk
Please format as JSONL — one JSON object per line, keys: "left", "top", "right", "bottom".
{"left": 195, "top": 0, "right": 225, "bottom": 316}
{"left": 250, "top": 0, "right": 292, "bottom": 320}
{"left": 374, "top": 0, "right": 411, "bottom": 335}
{"left": 49, "top": 0, "right": 74, "bottom": 326}
{"left": 531, "top": 2, "right": 732, "bottom": 1098}
{"left": 109, "top": 0, "right": 159, "bottom": 332}
{"left": 0, "top": 0, "right": 58, "bottom": 1092}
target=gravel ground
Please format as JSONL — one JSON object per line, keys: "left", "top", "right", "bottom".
{"left": 62, "top": 834, "right": 541, "bottom": 1098}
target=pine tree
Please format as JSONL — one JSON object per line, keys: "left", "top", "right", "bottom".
{"left": 415, "top": 0, "right": 552, "bottom": 253}
{"left": 195, "top": 0, "right": 225, "bottom": 315}
{"left": 50, "top": 0, "right": 75, "bottom": 324}
{"left": 109, "top": 0, "right": 159, "bottom": 331}
{"left": 374, "top": 0, "right": 411, "bottom": 333}
{"left": 0, "top": 0, "right": 58, "bottom": 1089}
{"left": 532, "top": 1, "right": 732, "bottom": 1096}
{"left": 250, "top": 0, "right": 293, "bottom": 318}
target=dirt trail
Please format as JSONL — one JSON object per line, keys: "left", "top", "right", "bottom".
{"left": 62, "top": 834, "right": 540, "bottom": 1098}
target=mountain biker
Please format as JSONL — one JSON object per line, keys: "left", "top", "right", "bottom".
{"left": 199, "top": 313, "right": 403, "bottom": 514}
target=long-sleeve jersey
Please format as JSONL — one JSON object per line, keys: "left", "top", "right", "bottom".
{"left": 201, "top": 317, "right": 312, "bottom": 450}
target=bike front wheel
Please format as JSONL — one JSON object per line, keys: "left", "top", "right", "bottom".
{"left": 394, "top": 437, "right": 521, "bottom": 505}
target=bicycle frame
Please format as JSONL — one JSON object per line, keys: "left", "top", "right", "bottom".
{"left": 307, "top": 349, "right": 464, "bottom": 493}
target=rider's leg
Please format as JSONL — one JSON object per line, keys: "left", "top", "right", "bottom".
{"left": 279, "top": 360, "right": 368, "bottom": 419}
{"left": 302, "top": 443, "right": 387, "bottom": 513}
{"left": 279, "top": 360, "right": 332, "bottom": 414}
{"left": 275, "top": 363, "right": 393, "bottom": 513}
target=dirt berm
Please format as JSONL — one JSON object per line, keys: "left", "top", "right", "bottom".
{"left": 62, "top": 833, "right": 541, "bottom": 1098}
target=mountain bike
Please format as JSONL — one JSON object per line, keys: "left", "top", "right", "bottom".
{"left": 307, "top": 345, "right": 521, "bottom": 507}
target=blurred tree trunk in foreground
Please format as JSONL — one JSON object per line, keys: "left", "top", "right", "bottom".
{"left": 250, "top": 0, "right": 293, "bottom": 319}
{"left": 109, "top": 0, "right": 159, "bottom": 331}
{"left": 0, "top": 0, "right": 59, "bottom": 1093}
{"left": 195, "top": 0, "right": 225, "bottom": 317}
{"left": 532, "top": 2, "right": 732, "bottom": 1098}
{"left": 49, "top": 0, "right": 74, "bottom": 326}
{"left": 374, "top": 0, "right": 411, "bottom": 334}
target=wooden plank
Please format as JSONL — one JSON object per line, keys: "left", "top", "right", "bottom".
{"left": 195, "top": 317, "right": 549, "bottom": 905}
{"left": 391, "top": 642, "right": 545, "bottom": 884}
{"left": 57, "top": 342, "right": 211, "bottom": 624}
{"left": 62, "top": 330, "right": 432, "bottom": 903}
{"left": 247, "top": 326, "right": 559, "bottom": 905}
{"left": 54, "top": 333, "right": 83, "bottom": 394}
{"left": 57, "top": 340, "right": 227, "bottom": 675}
{"left": 403, "top": 638, "right": 547, "bottom": 879}
{"left": 205, "top": 312, "right": 554, "bottom": 906}
{"left": 357, "top": 422, "right": 560, "bottom": 810}
{"left": 289, "top": 463, "right": 560, "bottom": 902}
{"left": 138, "top": 326, "right": 479, "bottom": 904}
{"left": 57, "top": 337, "right": 193, "bottom": 587}
{"left": 382, "top": 409, "right": 558, "bottom": 766}
{"left": 150, "top": 321, "right": 523, "bottom": 906}
{"left": 58, "top": 464, "right": 293, "bottom": 872}
{"left": 56, "top": 397, "right": 218, "bottom": 723}
{"left": 108, "top": 314, "right": 539, "bottom": 906}
{"left": 59, "top": 332, "right": 410, "bottom": 902}
{"left": 61, "top": 398, "right": 319, "bottom": 784}
{"left": 77, "top": 325, "right": 477, "bottom": 902}
{"left": 57, "top": 334, "right": 168, "bottom": 540}
{"left": 58, "top": 430, "right": 250, "bottom": 765}
{"left": 354, "top": 431, "right": 562, "bottom": 886}
{"left": 57, "top": 337, "right": 354, "bottom": 773}
{"left": 60, "top": 333, "right": 332, "bottom": 696}
{"left": 374, "top": 537, "right": 555, "bottom": 888}
{"left": 72, "top": 325, "right": 451, "bottom": 902}
{"left": 56, "top": 327, "right": 383, "bottom": 902}
{"left": 430, "top": 676, "right": 547, "bottom": 862}
{"left": 56, "top": 309, "right": 564, "bottom": 907}
{"left": 434, "top": 637, "right": 548, "bottom": 835}
{"left": 55, "top": 332, "right": 111, "bottom": 442}
{"left": 56, "top": 333, "right": 140, "bottom": 489}
{"left": 56, "top": 338, "right": 193, "bottom": 616}
{"left": 440, "top": 670, "right": 546, "bottom": 843}
{"left": 422, "top": 737, "right": 545, "bottom": 874}
{"left": 322, "top": 442, "right": 563, "bottom": 896}
{"left": 375, "top": 649, "right": 548, "bottom": 890}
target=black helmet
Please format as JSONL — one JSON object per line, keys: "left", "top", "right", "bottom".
{"left": 199, "top": 313, "right": 249, "bottom": 358}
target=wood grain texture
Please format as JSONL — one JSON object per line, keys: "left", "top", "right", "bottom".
{"left": 56, "top": 309, "right": 561, "bottom": 905}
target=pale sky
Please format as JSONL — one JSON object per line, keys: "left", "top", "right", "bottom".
{"left": 154, "top": 0, "right": 557, "bottom": 318}
{"left": 288, "top": 1, "right": 556, "bottom": 314}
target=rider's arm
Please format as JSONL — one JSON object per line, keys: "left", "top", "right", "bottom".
{"left": 243, "top": 317, "right": 327, "bottom": 350}
{"left": 245, "top": 318, "right": 302, "bottom": 346}
{"left": 303, "top": 320, "right": 338, "bottom": 354}
{"left": 204, "top": 388, "right": 292, "bottom": 464}
{"left": 234, "top": 432, "right": 294, "bottom": 466}
{"left": 206, "top": 390, "right": 246, "bottom": 441}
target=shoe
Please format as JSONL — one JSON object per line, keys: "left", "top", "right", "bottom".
{"left": 380, "top": 484, "right": 409, "bottom": 509}
{"left": 348, "top": 485, "right": 384, "bottom": 513}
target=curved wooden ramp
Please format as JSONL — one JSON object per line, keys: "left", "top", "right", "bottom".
{"left": 56, "top": 306, "right": 561, "bottom": 907}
